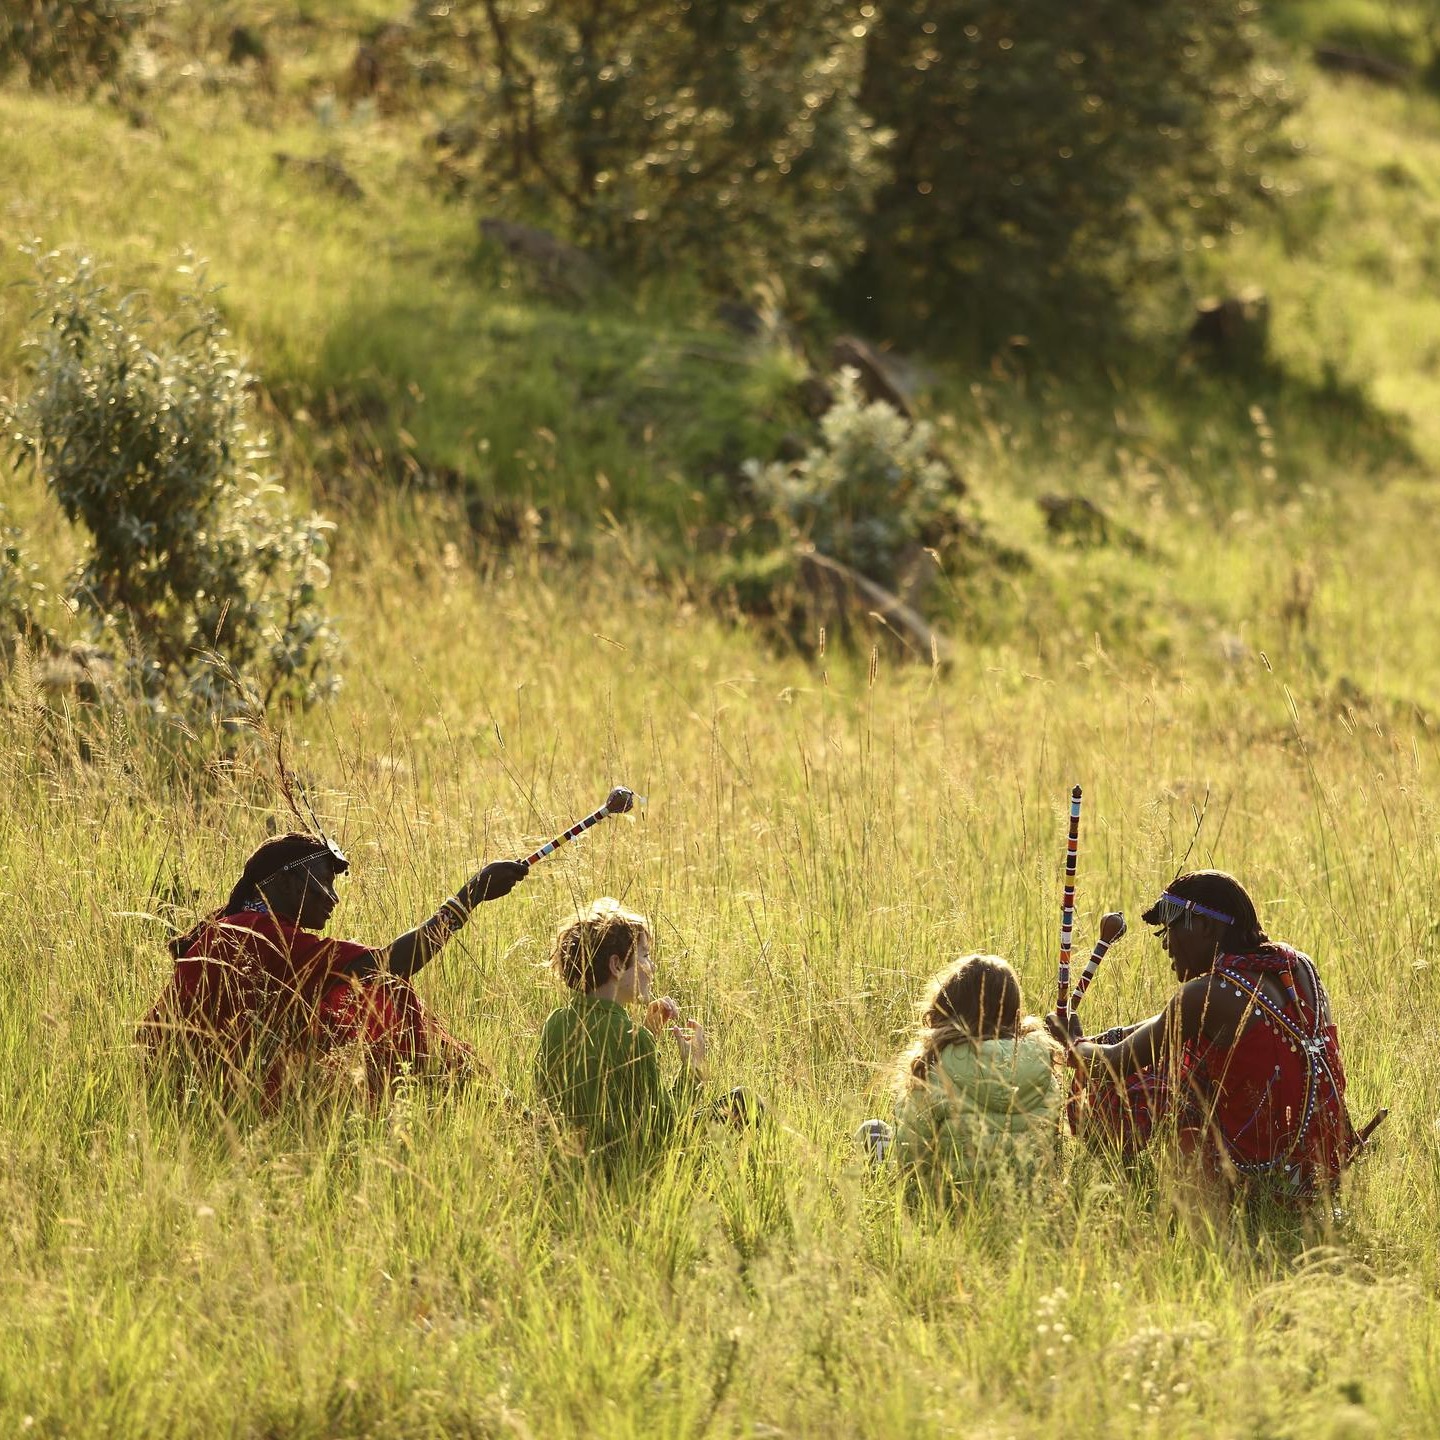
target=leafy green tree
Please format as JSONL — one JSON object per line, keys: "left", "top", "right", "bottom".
{"left": 854, "top": 0, "right": 1294, "bottom": 341}
{"left": 0, "top": 1, "right": 162, "bottom": 89}
{"left": 455, "top": 0, "right": 882, "bottom": 289}
{"left": 4, "top": 250, "right": 339, "bottom": 713}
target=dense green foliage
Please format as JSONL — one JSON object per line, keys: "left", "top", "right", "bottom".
{"left": 4, "top": 252, "right": 339, "bottom": 711}
{"left": 447, "top": 0, "right": 880, "bottom": 291}
{"left": 0, "top": 0, "right": 164, "bottom": 88}
{"left": 856, "top": 0, "right": 1294, "bottom": 339}
{"left": 422, "top": 0, "right": 1299, "bottom": 333}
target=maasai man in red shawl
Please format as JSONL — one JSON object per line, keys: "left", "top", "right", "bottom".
{"left": 139, "top": 832, "right": 528, "bottom": 1101}
{"left": 1050, "top": 870, "right": 1358, "bottom": 1202}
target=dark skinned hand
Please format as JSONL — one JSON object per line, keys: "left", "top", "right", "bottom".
{"left": 460, "top": 859, "right": 529, "bottom": 907}
{"left": 1044, "top": 1010, "right": 1083, "bottom": 1049}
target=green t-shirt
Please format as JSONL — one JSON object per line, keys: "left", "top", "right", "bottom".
{"left": 535, "top": 993, "right": 699, "bottom": 1160}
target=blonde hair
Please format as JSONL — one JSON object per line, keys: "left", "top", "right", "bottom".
{"left": 549, "top": 897, "right": 652, "bottom": 993}
{"left": 897, "top": 953, "right": 1046, "bottom": 1092}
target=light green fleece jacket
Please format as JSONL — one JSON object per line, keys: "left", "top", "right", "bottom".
{"left": 894, "top": 1030, "right": 1062, "bottom": 1191}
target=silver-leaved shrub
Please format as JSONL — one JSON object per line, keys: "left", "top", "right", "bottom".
{"left": 745, "top": 367, "right": 954, "bottom": 591}
{"left": 4, "top": 249, "right": 339, "bottom": 714}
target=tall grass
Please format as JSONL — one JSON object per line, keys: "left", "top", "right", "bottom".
{"left": 6, "top": 8, "right": 1440, "bottom": 1434}
{"left": 1, "top": 500, "right": 1437, "bottom": 1437}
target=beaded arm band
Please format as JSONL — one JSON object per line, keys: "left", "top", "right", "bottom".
{"left": 421, "top": 895, "right": 472, "bottom": 945}
{"left": 1088, "top": 1023, "right": 1142, "bottom": 1046}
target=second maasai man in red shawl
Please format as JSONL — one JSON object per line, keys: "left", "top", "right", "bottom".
{"left": 1050, "top": 870, "right": 1358, "bottom": 1202}
{"left": 139, "top": 832, "right": 528, "bottom": 1101}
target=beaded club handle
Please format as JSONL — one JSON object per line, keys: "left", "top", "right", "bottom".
{"left": 1056, "top": 785, "right": 1082, "bottom": 1024}
{"left": 1071, "top": 912, "right": 1127, "bottom": 1013}
{"left": 522, "top": 786, "right": 640, "bottom": 867}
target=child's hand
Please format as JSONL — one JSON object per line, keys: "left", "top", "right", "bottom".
{"left": 673, "top": 1017, "right": 708, "bottom": 1073}
{"left": 644, "top": 995, "right": 680, "bottom": 1035}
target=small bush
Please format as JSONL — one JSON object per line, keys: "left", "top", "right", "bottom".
{"left": 744, "top": 368, "right": 959, "bottom": 592}
{"left": 3, "top": 249, "right": 340, "bottom": 714}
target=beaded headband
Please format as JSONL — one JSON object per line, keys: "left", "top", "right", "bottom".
{"left": 257, "top": 838, "right": 349, "bottom": 896}
{"left": 1144, "top": 891, "right": 1234, "bottom": 929}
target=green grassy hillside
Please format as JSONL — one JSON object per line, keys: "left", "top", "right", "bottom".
{"left": 3, "top": 523, "right": 1439, "bottom": 1437}
{"left": 6, "top": 11, "right": 1440, "bottom": 680}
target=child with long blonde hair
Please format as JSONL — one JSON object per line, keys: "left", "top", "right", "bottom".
{"left": 890, "top": 953, "right": 1063, "bottom": 1194}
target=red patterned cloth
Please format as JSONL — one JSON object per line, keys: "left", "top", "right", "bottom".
{"left": 1071, "top": 945, "right": 1356, "bottom": 1198}
{"left": 315, "top": 973, "right": 474, "bottom": 1094}
{"left": 139, "top": 910, "right": 374, "bottom": 1073}
{"left": 1069, "top": 1063, "right": 1172, "bottom": 1155}
{"left": 140, "top": 910, "right": 471, "bottom": 1098}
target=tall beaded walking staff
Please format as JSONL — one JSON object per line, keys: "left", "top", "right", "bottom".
{"left": 1056, "top": 784, "right": 1082, "bottom": 1026}
{"left": 1070, "top": 911, "right": 1127, "bottom": 1013}
{"left": 521, "top": 786, "right": 640, "bottom": 868}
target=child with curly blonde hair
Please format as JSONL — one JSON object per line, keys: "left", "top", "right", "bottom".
{"left": 535, "top": 898, "right": 706, "bottom": 1164}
